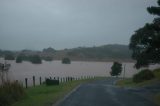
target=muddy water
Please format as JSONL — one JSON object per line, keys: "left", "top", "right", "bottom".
{"left": 0, "top": 58, "right": 159, "bottom": 86}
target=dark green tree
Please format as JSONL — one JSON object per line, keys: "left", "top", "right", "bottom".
{"left": 129, "top": 0, "right": 160, "bottom": 69}
{"left": 16, "top": 55, "right": 23, "bottom": 63}
{"left": 4, "top": 54, "right": 15, "bottom": 60}
{"left": 110, "top": 62, "right": 122, "bottom": 77}
{"left": 62, "top": 58, "right": 71, "bottom": 64}
{"left": 29, "top": 55, "right": 42, "bottom": 64}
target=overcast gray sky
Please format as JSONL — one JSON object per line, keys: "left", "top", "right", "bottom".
{"left": 0, "top": 0, "right": 157, "bottom": 50}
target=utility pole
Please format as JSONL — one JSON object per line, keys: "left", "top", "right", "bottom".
{"left": 123, "top": 64, "right": 126, "bottom": 79}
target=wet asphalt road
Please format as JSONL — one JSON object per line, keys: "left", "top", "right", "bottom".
{"left": 57, "top": 78, "right": 157, "bottom": 106}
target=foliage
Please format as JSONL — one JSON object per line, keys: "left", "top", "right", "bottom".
{"left": 42, "top": 56, "right": 53, "bottom": 61}
{"left": 29, "top": 55, "right": 42, "bottom": 64}
{"left": 129, "top": 0, "right": 160, "bottom": 69}
{"left": 1, "top": 44, "right": 132, "bottom": 62}
{"left": 12, "top": 78, "right": 102, "bottom": 106}
{"left": 153, "top": 68, "right": 160, "bottom": 79}
{"left": 42, "top": 47, "right": 56, "bottom": 53}
{"left": 117, "top": 68, "right": 160, "bottom": 87}
{"left": 67, "top": 44, "right": 132, "bottom": 60}
{"left": 16, "top": 55, "right": 23, "bottom": 63}
{"left": 147, "top": 0, "right": 160, "bottom": 16}
{"left": 154, "top": 92, "right": 160, "bottom": 106}
{"left": 62, "top": 58, "right": 71, "bottom": 64}
{"left": 45, "top": 79, "right": 59, "bottom": 86}
{"left": 4, "top": 54, "right": 15, "bottom": 60}
{"left": 0, "top": 50, "right": 15, "bottom": 58}
{"left": 0, "top": 81, "right": 25, "bottom": 106}
{"left": 110, "top": 62, "right": 122, "bottom": 76}
{"left": 16, "top": 54, "right": 42, "bottom": 64}
{"left": 133, "top": 69, "right": 155, "bottom": 83}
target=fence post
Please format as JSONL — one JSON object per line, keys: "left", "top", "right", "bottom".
{"left": 60, "top": 77, "right": 62, "bottom": 83}
{"left": 63, "top": 77, "right": 65, "bottom": 82}
{"left": 33, "top": 76, "right": 35, "bottom": 87}
{"left": 40, "top": 77, "right": 42, "bottom": 85}
{"left": 25, "top": 78, "right": 28, "bottom": 88}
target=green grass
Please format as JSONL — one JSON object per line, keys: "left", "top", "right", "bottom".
{"left": 154, "top": 93, "right": 160, "bottom": 106}
{"left": 12, "top": 78, "right": 104, "bottom": 106}
{"left": 153, "top": 68, "right": 160, "bottom": 80}
{"left": 116, "top": 68, "right": 160, "bottom": 87}
{"left": 0, "top": 81, "right": 26, "bottom": 106}
{"left": 116, "top": 78, "right": 159, "bottom": 87}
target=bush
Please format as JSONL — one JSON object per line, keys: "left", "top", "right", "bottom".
{"left": 62, "top": 58, "right": 71, "bottom": 64}
{"left": 133, "top": 69, "right": 155, "bottom": 83}
{"left": 4, "top": 54, "right": 15, "bottom": 60}
{"left": 153, "top": 68, "right": 160, "bottom": 79}
{"left": 29, "top": 55, "right": 42, "bottom": 64}
{"left": 16, "top": 54, "right": 42, "bottom": 64}
{"left": 16, "top": 55, "right": 23, "bottom": 63}
{"left": 0, "top": 81, "right": 26, "bottom": 106}
{"left": 110, "top": 62, "right": 122, "bottom": 77}
{"left": 45, "top": 79, "right": 59, "bottom": 86}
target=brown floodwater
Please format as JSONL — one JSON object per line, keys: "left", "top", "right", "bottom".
{"left": 0, "top": 58, "right": 159, "bottom": 86}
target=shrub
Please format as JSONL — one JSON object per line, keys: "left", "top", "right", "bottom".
{"left": 0, "top": 81, "right": 26, "bottom": 106}
{"left": 45, "top": 79, "right": 59, "bottom": 86}
{"left": 15, "top": 54, "right": 42, "bottom": 64}
{"left": 16, "top": 55, "right": 23, "bottom": 63}
{"left": 153, "top": 68, "right": 160, "bottom": 79}
{"left": 29, "top": 55, "right": 42, "bottom": 64}
{"left": 4, "top": 54, "right": 15, "bottom": 60}
{"left": 110, "top": 62, "right": 122, "bottom": 77}
{"left": 133, "top": 69, "right": 155, "bottom": 83}
{"left": 62, "top": 58, "right": 71, "bottom": 64}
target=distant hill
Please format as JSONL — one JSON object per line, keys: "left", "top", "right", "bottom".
{"left": 53, "top": 44, "right": 133, "bottom": 62}
{"left": 0, "top": 44, "right": 133, "bottom": 62}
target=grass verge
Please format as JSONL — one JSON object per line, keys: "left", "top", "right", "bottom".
{"left": 154, "top": 93, "right": 160, "bottom": 106}
{"left": 12, "top": 78, "right": 104, "bottom": 106}
{"left": 116, "top": 78, "right": 159, "bottom": 87}
{"left": 116, "top": 68, "right": 160, "bottom": 106}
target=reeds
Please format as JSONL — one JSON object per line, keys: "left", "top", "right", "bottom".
{"left": 0, "top": 81, "right": 25, "bottom": 106}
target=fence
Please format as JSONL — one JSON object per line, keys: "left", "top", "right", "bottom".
{"left": 22, "top": 75, "right": 96, "bottom": 88}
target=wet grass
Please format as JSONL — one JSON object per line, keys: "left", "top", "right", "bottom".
{"left": 116, "top": 68, "right": 160, "bottom": 106}
{"left": 116, "top": 78, "right": 159, "bottom": 87}
{"left": 116, "top": 68, "right": 160, "bottom": 87}
{"left": 154, "top": 93, "right": 160, "bottom": 106}
{"left": 12, "top": 77, "right": 105, "bottom": 106}
{"left": 0, "top": 81, "right": 26, "bottom": 106}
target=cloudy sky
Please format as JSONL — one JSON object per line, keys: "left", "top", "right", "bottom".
{"left": 0, "top": 0, "right": 157, "bottom": 50}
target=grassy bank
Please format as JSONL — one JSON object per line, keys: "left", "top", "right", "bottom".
{"left": 116, "top": 68, "right": 160, "bottom": 105}
{"left": 116, "top": 78, "right": 159, "bottom": 87}
{"left": 12, "top": 78, "right": 104, "bottom": 106}
{"left": 154, "top": 93, "right": 160, "bottom": 105}
{"left": 116, "top": 68, "right": 160, "bottom": 87}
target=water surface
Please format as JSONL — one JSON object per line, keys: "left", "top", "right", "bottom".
{"left": 0, "top": 58, "right": 159, "bottom": 86}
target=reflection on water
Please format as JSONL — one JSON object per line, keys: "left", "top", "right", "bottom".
{"left": 0, "top": 58, "right": 159, "bottom": 86}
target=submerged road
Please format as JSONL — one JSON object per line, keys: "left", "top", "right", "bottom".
{"left": 56, "top": 78, "right": 157, "bottom": 106}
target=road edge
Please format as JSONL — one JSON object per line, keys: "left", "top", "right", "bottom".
{"left": 52, "top": 84, "right": 82, "bottom": 106}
